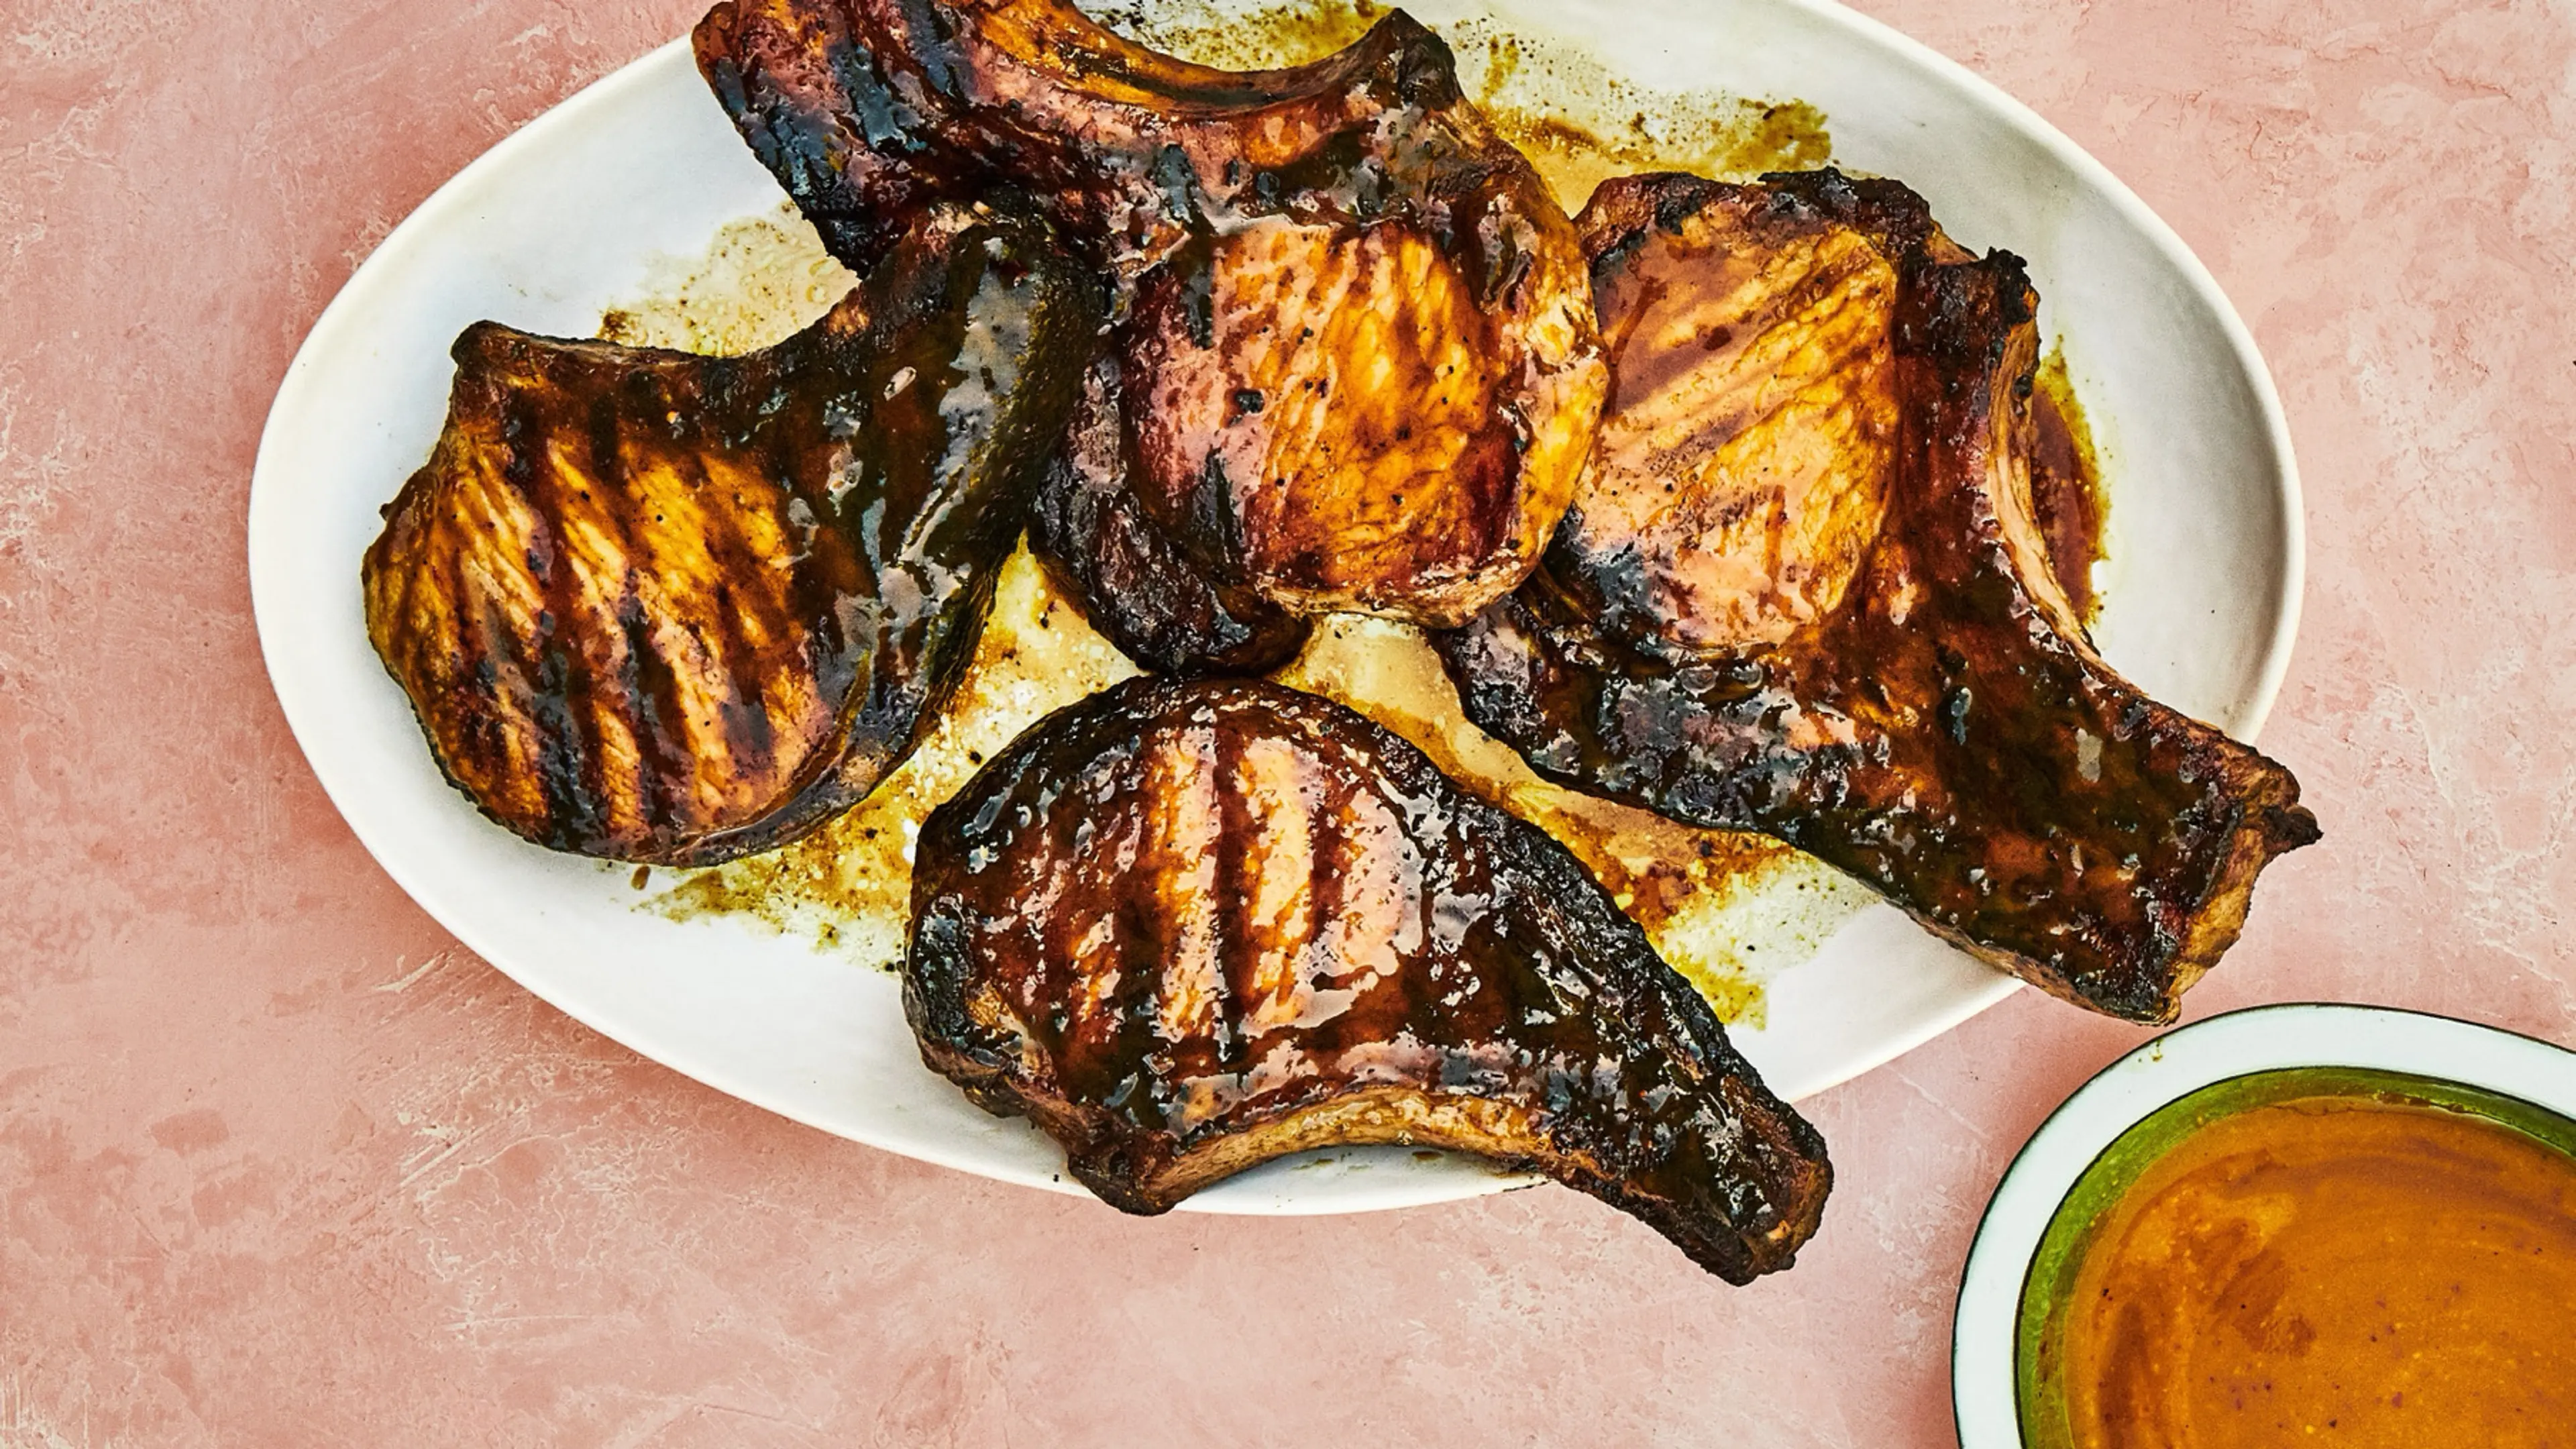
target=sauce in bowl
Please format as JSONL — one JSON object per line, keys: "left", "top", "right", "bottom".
{"left": 2017, "top": 1068, "right": 2576, "bottom": 1448}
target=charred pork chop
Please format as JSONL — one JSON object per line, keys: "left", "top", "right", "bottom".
{"left": 363, "top": 204, "right": 1096, "bottom": 864}
{"left": 1438, "top": 172, "right": 2318, "bottom": 1023}
{"left": 694, "top": 0, "right": 1607, "bottom": 629}
{"left": 906, "top": 676, "right": 1832, "bottom": 1282}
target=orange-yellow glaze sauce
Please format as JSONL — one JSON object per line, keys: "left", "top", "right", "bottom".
{"left": 2061, "top": 1095, "right": 2576, "bottom": 1448}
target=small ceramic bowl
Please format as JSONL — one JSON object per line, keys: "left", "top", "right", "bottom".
{"left": 1951, "top": 1002, "right": 2576, "bottom": 1446}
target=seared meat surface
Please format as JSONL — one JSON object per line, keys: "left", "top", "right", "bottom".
{"left": 1027, "top": 354, "right": 1312, "bottom": 675}
{"left": 1556, "top": 178, "right": 1902, "bottom": 659}
{"left": 906, "top": 676, "right": 1831, "bottom": 1281}
{"left": 363, "top": 205, "right": 1096, "bottom": 865}
{"left": 696, "top": 0, "right": 1607, "bottom": 627}
{"left": 1440, "top": 172, "right": 2318, "bottom": 1023}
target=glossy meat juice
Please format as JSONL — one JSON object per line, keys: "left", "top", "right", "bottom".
{"left": 2051, "top": 1089, "right": 2576, "bottom": 1448}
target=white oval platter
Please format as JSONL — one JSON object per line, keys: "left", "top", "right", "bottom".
{"left": 249, "top": 0, "right": 2303, "bottom": 1214}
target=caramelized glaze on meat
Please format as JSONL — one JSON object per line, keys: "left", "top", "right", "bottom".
{"left": 362, "top": 205, "right": 1097, "bottom": 864}
{"left": 906, "top": 676, "right": 1831, "bottom": 1281}
{"left": 1440, "top": 172, "right": 2318, "bottom": 1023}
{"left": 1561, "top": 183, "right": 1901, "bottom": 656}
{"left": 1028, "top": 353, "right": 1312, "bottom": 674}
{"left": 695, "top": 0, "right": 1607, "bottom": 627}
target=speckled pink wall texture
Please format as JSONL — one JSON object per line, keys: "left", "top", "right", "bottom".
{"left": 3, "top": 0, "right": 2571, "bottom": 1443}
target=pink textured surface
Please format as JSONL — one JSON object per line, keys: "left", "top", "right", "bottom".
{"left": 5, "top": 0, "right": 2573, "bottom": 1442}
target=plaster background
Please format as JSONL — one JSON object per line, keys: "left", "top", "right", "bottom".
{"left": 3, "top": 0, "right": 2571, "bottom": 1442}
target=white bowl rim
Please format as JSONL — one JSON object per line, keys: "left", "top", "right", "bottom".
{"left": 1950, "top": 1002, "right": 2576, "bottom": 1446}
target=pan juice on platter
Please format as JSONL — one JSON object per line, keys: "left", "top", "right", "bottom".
{"left": 2016, "top": 1067, "right": 2576, "bottom": 1449}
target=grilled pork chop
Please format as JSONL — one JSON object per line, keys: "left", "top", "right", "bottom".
{"left": 362, "top": 204, "right": 1096, "bottom": 864}
{"left": 694, "top": 0, "right": 1607, "bottom": 628}
{"left": 906, "top": 676, "right": 1831, "bottom": 1281}
{"left": 1439, "top": 172, "right": 2318, "bottom": 1023}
